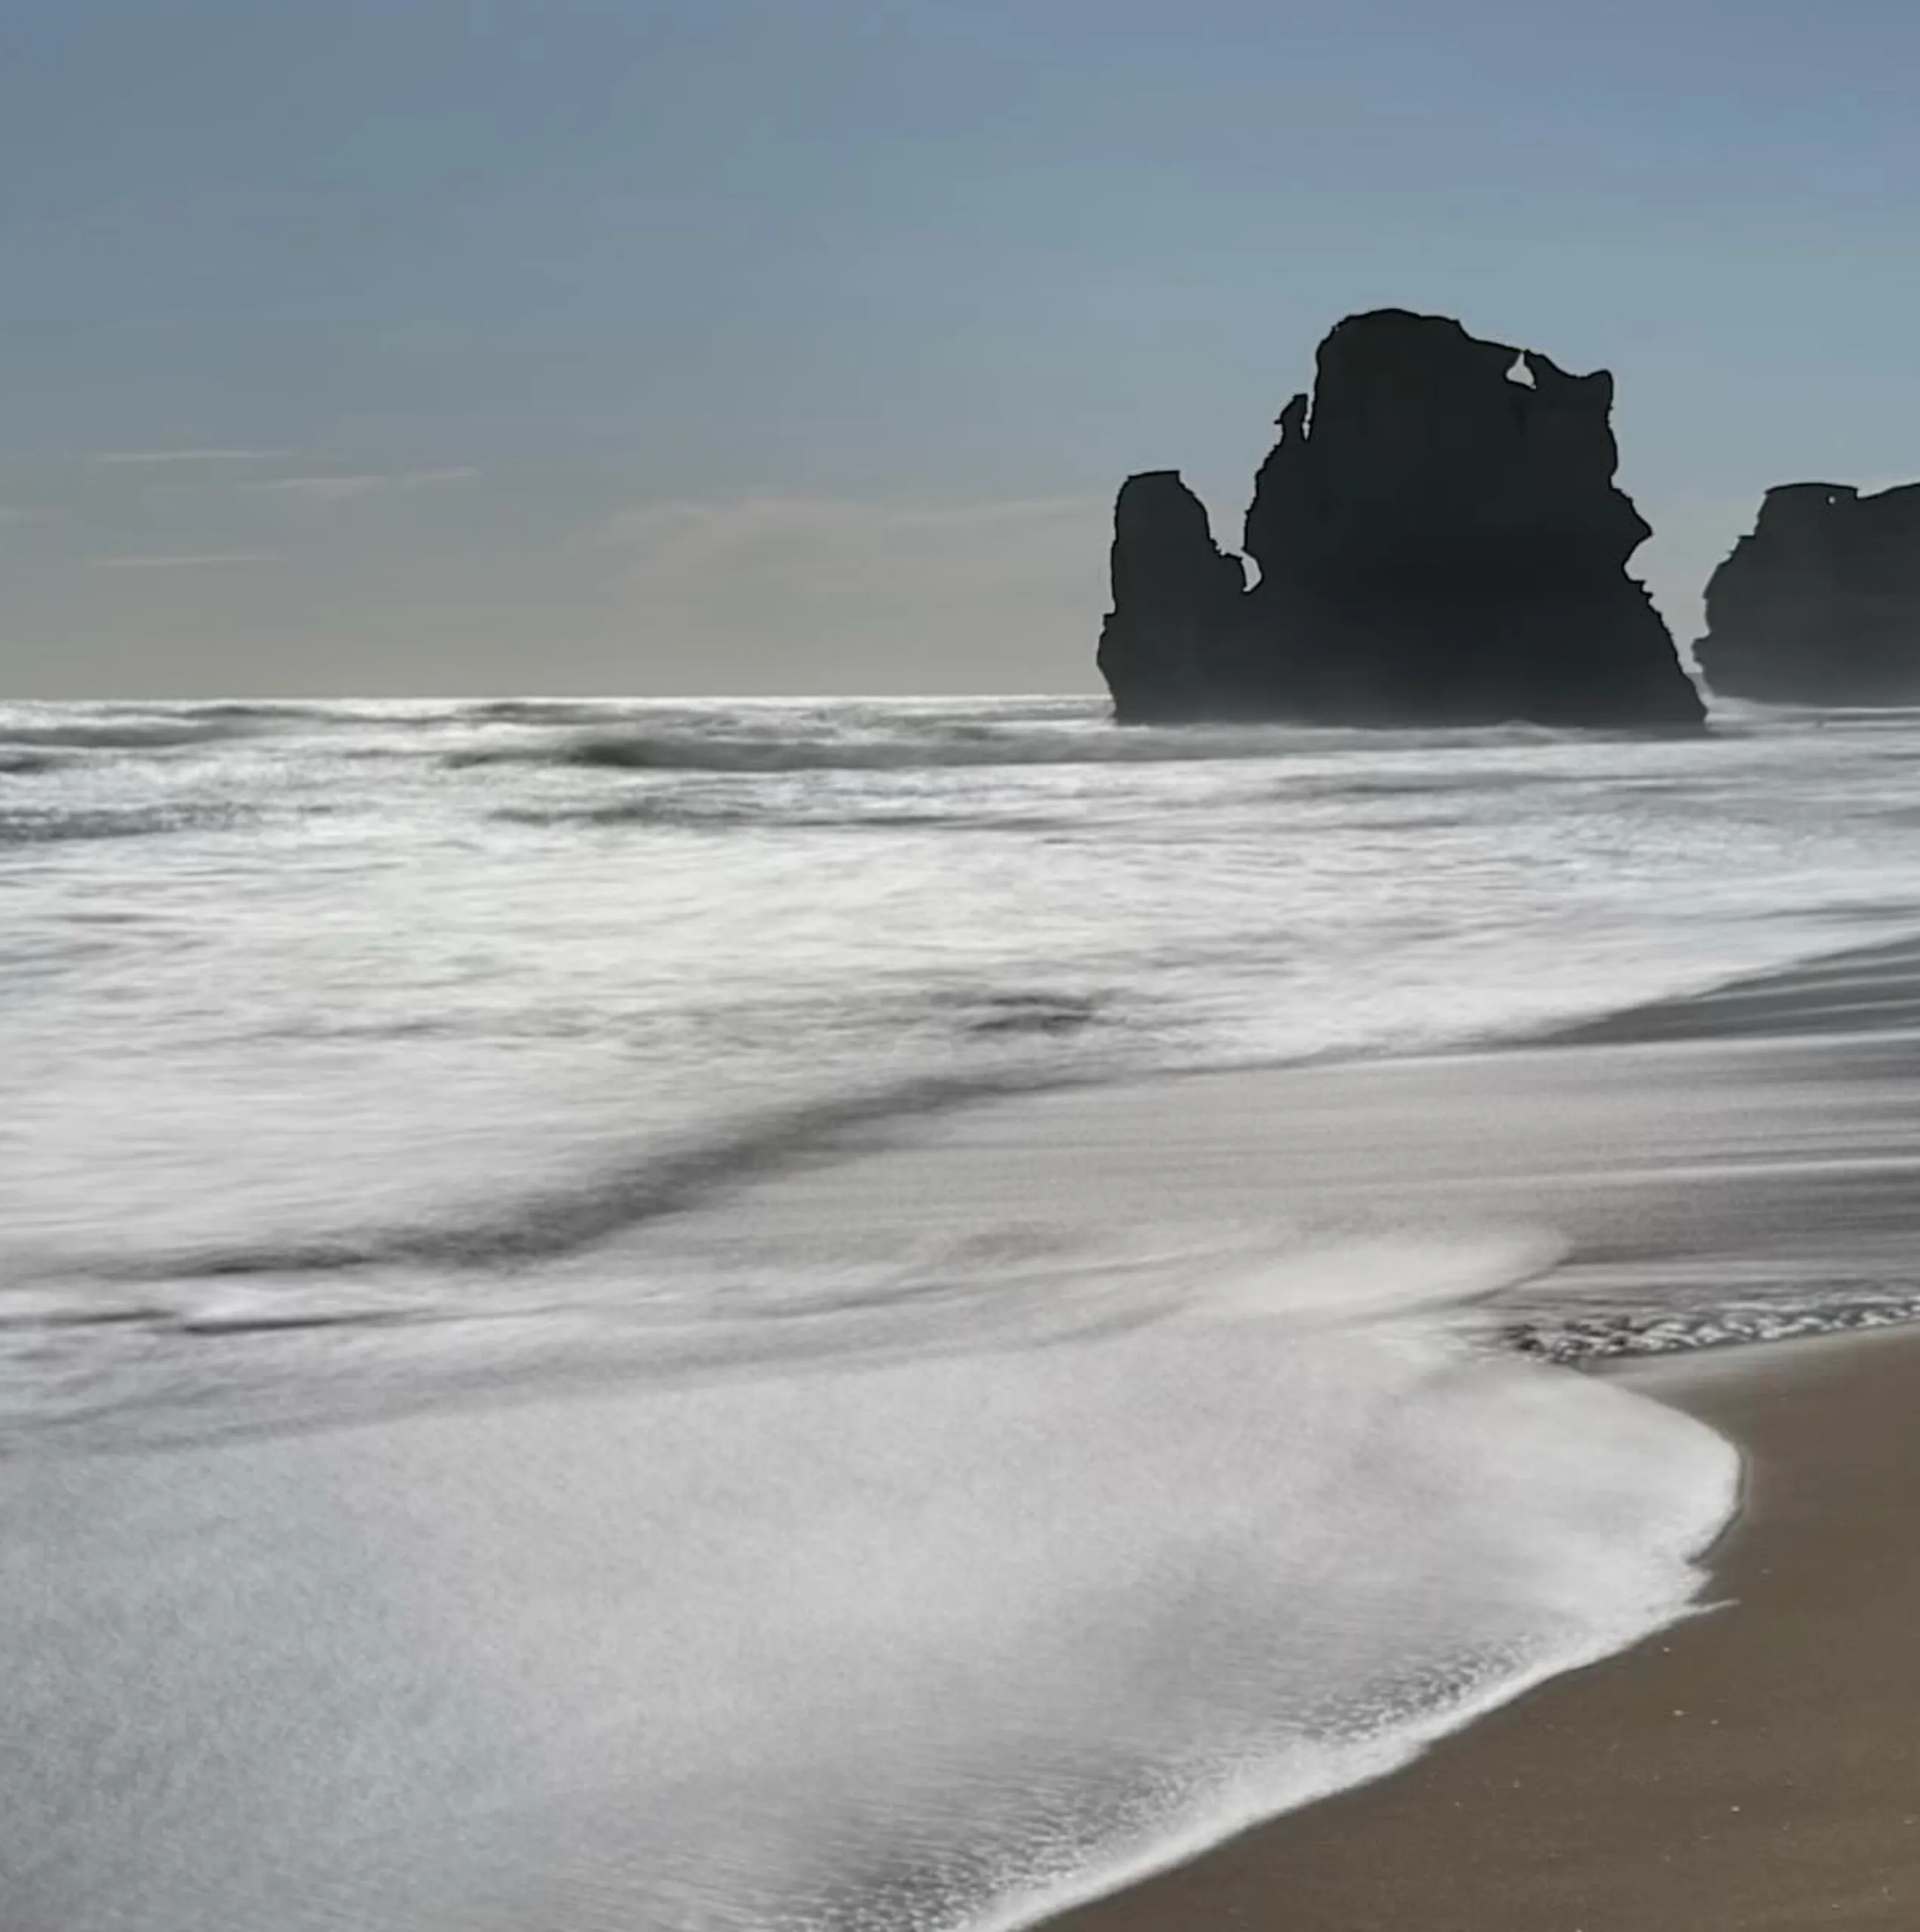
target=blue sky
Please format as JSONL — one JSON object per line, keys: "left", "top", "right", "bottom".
{"left": 2, "top": 0, "right": 1918, "bottom": 696}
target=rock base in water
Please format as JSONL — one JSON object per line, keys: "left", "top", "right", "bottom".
{"left": 1695, "top": 482, "right": 1920, "bottom": 705}
{"left": 1097, "top": 310, "right": 1704, "bottom": 730}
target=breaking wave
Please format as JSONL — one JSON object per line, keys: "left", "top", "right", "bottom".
{"left": 451, "top": 721, "right": 1357, "bottom": 774}
{"left": 495, "top": 796, "right": 1077, "bottom": 832}
{"left": 0, "top": 700, "right": 514, "bottom": 752}
{"left": 0, "top": 802, "right": 252, "bottom": 846}
{"left": 0, "top": 717, "right": 278, "bottom": 752}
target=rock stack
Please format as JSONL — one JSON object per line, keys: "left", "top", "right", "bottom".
{"left": 1097, "top": 310, "right": 1704, "bottom": 730}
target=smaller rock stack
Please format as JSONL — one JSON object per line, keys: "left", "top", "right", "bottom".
{"left": 1695, "top": 482, "right": 1920, "bottom": 705}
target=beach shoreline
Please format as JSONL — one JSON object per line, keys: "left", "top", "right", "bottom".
{"left": 1043, "top": 1319, "right": 1920, "bottom": 1931}
{"left": 17, "top": 931, "right": 1920, "bottom": 1927}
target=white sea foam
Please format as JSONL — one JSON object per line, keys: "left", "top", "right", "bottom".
{"left": 0, "top": 691, "right": 1903, "bottom": 1926}
{"left": 10, "top": 693, "right": 1920, "bottom": 1335}
{"left": 1, "top": 1229, "right": 1738, "bottom": 1932}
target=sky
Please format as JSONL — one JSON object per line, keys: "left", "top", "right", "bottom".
{"left": 3, "top": 0, "right": 1919, "bottom": 698}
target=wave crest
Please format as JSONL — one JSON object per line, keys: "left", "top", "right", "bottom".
{"left": 0, "top": 803, "right": 252, "bottom": 846}
{"left": 0, "top": 718, "right": 270, "bottom": 752}
{"left": 450, "top": 721, "right": 1327, "bottom": 775}
{"left": 495, "top": 796, "right": 1076, "bottom": 832}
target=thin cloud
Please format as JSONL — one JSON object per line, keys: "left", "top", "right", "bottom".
{"left": 591, "top": 493, "right": 1100, "bottom": 567}
{"left": 89, "top": 553, "right": 280, "bottom": 570}
{"left": 247, "top": 468, "right": 480, "bottom": 506}
{"left": 587, "top": 492, "right": 1108, "bottom": 693}
{"left": 94, "top": 449, "right": 288, "bottom": 466}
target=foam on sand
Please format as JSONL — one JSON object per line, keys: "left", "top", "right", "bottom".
{"left": 2, "top": 1229, "right": 1736, "bottom": 1932}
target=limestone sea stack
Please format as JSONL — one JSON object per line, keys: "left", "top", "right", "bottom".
{"left": 1694, "top": 483, "right": 1920, "bottom": 705}
{"left": 1097, "top": 310, "right": 1705, "bottom": 730}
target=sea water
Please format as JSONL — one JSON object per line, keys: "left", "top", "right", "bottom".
{"left": 3, "top": 694, "right": 1914, "bottom": 1928}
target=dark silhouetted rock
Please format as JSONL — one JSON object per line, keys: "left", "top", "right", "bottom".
{"left": 1695, "top": 483, "right": 1920, "bottom": 704}
{"left": 1095, "top": 473, "right": 1246, "bottom": 721}
{"left": 1097, "top": 310, "right": 1705, "bottom": 730}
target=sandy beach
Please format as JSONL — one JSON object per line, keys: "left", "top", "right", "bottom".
{"left": 1050, "top": 1322, "right": 1920, "bottom": 1931}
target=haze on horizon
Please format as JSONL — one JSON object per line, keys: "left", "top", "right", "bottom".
{"left": 2, "top": 0, "right": 1917, "bottom": 700}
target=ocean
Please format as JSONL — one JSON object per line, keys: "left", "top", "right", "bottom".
{"left": 6, "top": 693, "right": 1919, "bottom": 1929}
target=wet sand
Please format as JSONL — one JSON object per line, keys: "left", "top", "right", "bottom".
{"left": 1048, "top": 1321, "right": 1920, "bottom": 1931}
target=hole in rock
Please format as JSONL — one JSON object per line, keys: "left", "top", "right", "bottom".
{"left": 1506, "top": 353, "right": 1537, "bottom": 389}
